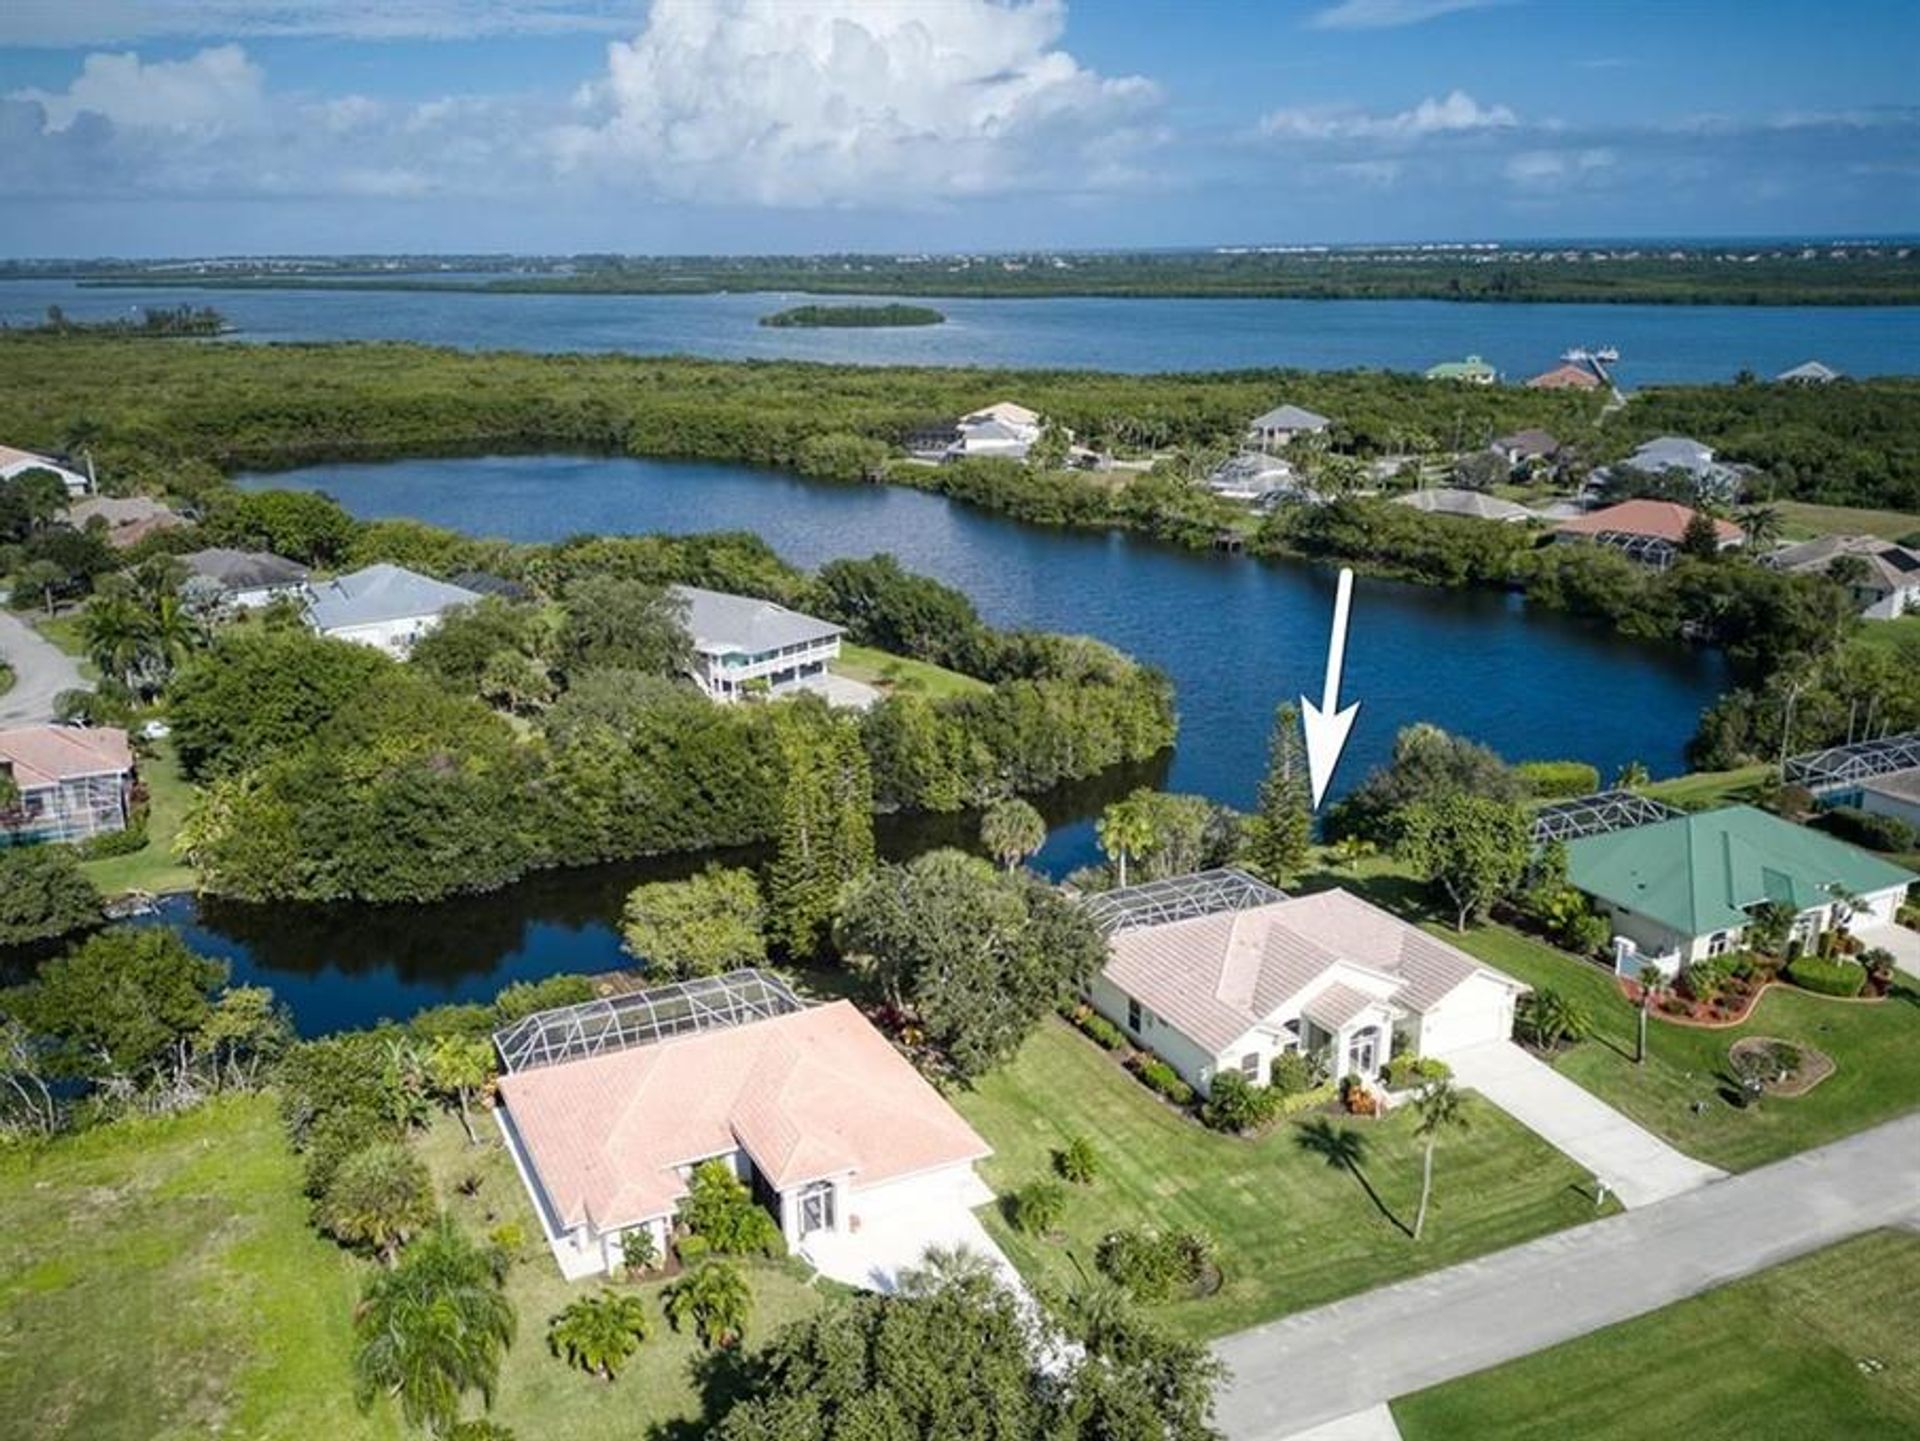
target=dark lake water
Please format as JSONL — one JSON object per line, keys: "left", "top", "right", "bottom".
{"left": 3, "top": 276, "right": 1914, "bottom": 383}
{"left": 119, "top": 450, "right": 1734, "bottom": 1034}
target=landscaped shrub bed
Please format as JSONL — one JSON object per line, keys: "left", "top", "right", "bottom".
{"left": 1516, "top": 760, "right": 1601, "bottom": 799}
{"left": 1786, "top": 956, "right": 1868, "bottom": 998}
{"left": 1811, "top": 805, "right": 1916, "bottom": 855}
{"left": 1057, "top": 1000, "right": 1127, "bottom": 1051}
{"left": 1129, "top": 1052, "right": 1196, "bottom": 1108}
{"left": 1095, "top": 1226, "right": 1220, "bottom": 1303}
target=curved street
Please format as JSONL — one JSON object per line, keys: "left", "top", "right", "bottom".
{"left": 0, "top": 608, "right": 84, "bottom": 726}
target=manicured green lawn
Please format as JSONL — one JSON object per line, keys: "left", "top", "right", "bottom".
{"left": 1775, "top": 498, "right": 1920, "bottom": 543}
{"left": 954, "top": 1020, "right": 1611, "bottom": 1341}
{"left": 0, "top": 1096, "right": 386, "bottom": 1441}
{"left": 79, "top": 739, "right": 198, "bottom": 896}
{"left": 0, "top": 1096, "right": 828, "bottom": 1441}
{"left": 1641, "top": 763, "right": 1773, "bottom": 812}
{"left": 833, "top": 642, "right": 989, "bottom": 700}
{"left": 1447, "top": 925, "right": 1920, "bottom": 1172}
{"left": 1851, "top": 612, "right": 1920, "bottom": 658}
{"left": 1393, "top": 1230, "right": 1920, "bottom": 1440}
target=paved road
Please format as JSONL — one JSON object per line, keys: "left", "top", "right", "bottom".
{"left": 1213, "top": 1110, "right": 1920, "bottom": 1439}
{"left": 1446, "top": 1040, "right": 1725, "bottom": 1207}
{"left": 0, "top": 609, "right": 84, "bottom": 726}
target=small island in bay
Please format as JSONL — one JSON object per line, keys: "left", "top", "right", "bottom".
{"left": 759, "top": 302, "right": 946, "bottom": 329}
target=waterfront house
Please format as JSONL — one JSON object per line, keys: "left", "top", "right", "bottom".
{"left": 672, "top": 584, "right": 844, "bottom": 703}
{"left": 305, "top": 563, "right": 481, "bottom": 657}
{"left": 1553, "top": 499, "right": 1743, "bottom": 570}
{"left": 180, "top": 548, "right": 311, "bottom": 610}
{"left": 67, "top": 495, "right": 186, "bottom": 550}
{"left": 493, "top": 973, "right": 996, "bottom": 1285}
{"left": 1207, "top": 452, "right": 1313, "bottom": 506}
{"left": 1424, "top": 356, "right": 1497, "bottom": 385}
{"left": 942, "top": 400, "right": 1054, "bottom": 463}
{"left": 1776, "top": 360, "right": 1842, "bottom": 383}
{"left": 1763, "top": 534, "right": 1920, "bottom": 619}
{"left": 0, "top": 724, "right": 136, "bottom": 847}
{"left": 1393, "top": 487, "right": 1536, "bottom": 523}
{"left": 0, "top": 443, "right": 91, "bottom": 497}
{"left": 1524, "top": 363, "right": 1601, "bottom": 390}
{"left": 1245, "top": 404, "right": 1332, "bottom": 451}
{"left": 1491, "top": 429, "right": 1560, "bottom": 466}
{"left": 1085, "top": 877, "right": 1527, "bottom": 1095}
{"left": 1566, "top": 804, "right": 1916, "bottom": 978}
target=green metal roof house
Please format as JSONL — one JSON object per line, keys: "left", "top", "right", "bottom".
{"left": 1566, "top": 805, "right": 1916, "bottom": 974}
{"left": 1423, "top": 355, "right": 1498, "bottom": 385}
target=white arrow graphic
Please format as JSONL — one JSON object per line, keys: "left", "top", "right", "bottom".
{"left": 1301, "top": 567, "right": 1360, "bottom": 810}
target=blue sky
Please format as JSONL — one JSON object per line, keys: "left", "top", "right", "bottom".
{"left": 1, "top": 0, "right": 1915, "bottom": 257}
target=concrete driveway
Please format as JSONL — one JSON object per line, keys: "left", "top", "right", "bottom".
{"left": 1444, "top": 1040, "right": 1724, "bottom": 1208}
{"left": 1856, "top": 922, "right": 1920, "bottom": 983}
{"left": 1213, "top": 1110, "right": 1920, "bottom": 1439}
{"left": 0, "top": 609, "right": 85, "bottom": 726}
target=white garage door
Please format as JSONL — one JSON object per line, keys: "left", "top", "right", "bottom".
{"left": 1418, "top": 982, "right": 1517, "bottom": 1058}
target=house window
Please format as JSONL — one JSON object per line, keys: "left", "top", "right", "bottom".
{"left": 1127, "top": 997, "right": 1142, "bottom": 1034}
{"left": 1239, "top": 1052, "right": 1260, "bottom": 1079}
{"left": 1707, "top": 931, "right": 1733, "bottom": 957}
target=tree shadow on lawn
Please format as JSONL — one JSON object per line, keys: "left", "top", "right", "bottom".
{"left": 645, "top": 1343, "right": 760, "bottom": 1441}
{"left": 1294, "top": 1118, "right": 1412, "bottom": 1238}
{"left": 1293, "top": 865, "right": 1433, "bottom": 920}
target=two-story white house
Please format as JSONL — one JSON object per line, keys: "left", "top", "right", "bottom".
{"left": 671, "top": 584, "right": 845, "bottom": 703}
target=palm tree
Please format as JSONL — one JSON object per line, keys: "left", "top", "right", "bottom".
{"left": 1096, "top": 795, "right": 1156, "bottom": 888}
{"left": 547, "top": 1290, "right": 652, "bottom": 1382}
{"left": 1738, "top": 504, "right": 1784, "bottom": 552}
{"left": 1613, "top": 760, "right": 1650, "bottom": 790}
{"left": 79, "top": 590, "right": 148, "bottom": 690}
{"left": 426, "top": 1035, "right": 496, "bottom": 1146}
{"left": 1636, "top": 966, "right": 1663, "bottom": 1066}
{"left": 901, "top": 1243, "right": 1000, "bottom": 1301}
{"left": 353, "top": 1217, "right": 515, "bottom": 1436}
{"left": 1412, "top": 1079, "right": 1471, "bottom": 1241}
{"left": 320, "top": 1141, "right": 437, "bottom": 1267}
{"left": 664, "top": 1258, "right": 752, "bottom": 1349}
{"left": 1516, "top": 988, "right": 1590, "bottom": 1052}
{"left": 979, "top": 796, "right": 1047, "bottom": 873}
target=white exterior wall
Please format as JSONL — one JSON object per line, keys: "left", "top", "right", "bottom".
{"left": 1087, "top": 973, "right": 1228, "bottom": 1095}
{"left": 1, "top": 456, "right": 89, "bottom": 495}
{"left": 316, "top": 612, "right": 450, "bottom": 658}
{"left": 691, "top": 635, "right": 841, "bottom": 702}
{"left": 1413, "top": 975, "right": 1520, "bottom": 1057}
{"left": 1855, "top": 884, "right": 1910, "bottom": 929}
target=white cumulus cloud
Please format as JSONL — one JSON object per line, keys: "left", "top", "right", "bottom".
{"left": 1259, "top": 89, "right": 1516, "bottom": 142}
{"left": 1307, "top": 0, "right": 1509, "bottom": 31}
{"left": 12, "top": 44, "right": 267, "bottom": 134}
{"left": 550, "top": 0, "right": 1162, "bottom": 205}
{"left": 0, "top": 1, "right": 645, "bottom": 46}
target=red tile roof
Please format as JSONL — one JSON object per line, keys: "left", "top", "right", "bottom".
{"left": 0, "top": 725, "right": 132, "bottom": 789}
{"left": 1554, "top": 499, "right": 1742, "bottom": 545}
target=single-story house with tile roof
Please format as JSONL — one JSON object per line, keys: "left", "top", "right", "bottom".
{"left": 1553, "top": 499, "right": 1743, "bottom": 570}
{"left": 0, "top": 724, "right": 135, "bottom": 846}
{"left": 1393, "top": 487, "right": 1537, "bottom": 524}
{"left": 0, "top": 443, "right": 90, "bottom": 496}
{"left": 1089, "top": 887, "right": 1528, "bottom": 1095}
{"left": 67, "top": 495, "right": 186, "bottom": 550}
{"left": 181, "top": 548, "right": 311, "bottom": 609}
{"left": 304, "top": 563, "right": 481, "bottom": 657}
{"left": 1246, "top": 404, "right": 1332, "bottom": 451}
{"left": 1602, "top": 435, "right": 1746, "bottom": 502}
{"left": 494, "top": 988, "right": 993, "bottom": 1281}
{"left": 1764, "top": 534, "right": 1920, "bottom": 620}
{"left": 671, "top": 583, "right": 844, "bottom": 703}
{"left": 1566, "top": 804, "right": 1917, "bottom": 977}
{"left": 1525, "top": 362, "right": 1603, "bottom": 390}
{"left": 1859, "top": 769, "right": 1920, "bottom": 832}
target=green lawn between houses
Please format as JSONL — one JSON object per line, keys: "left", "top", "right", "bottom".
{"left": 1392, "top": 1229, "right": 1920, "bottom": 1440}
{"left": 78, "top": 738, "right": 198, "bottom": 897}
{"left": 1444, "top": 924, "right": 1920, "bottom": 1173}
{"left": 832, "top": 641, "right": 990, "bottom": 700}
{"left": 954, "top": 1019, "right": 1612, "bottom": 1342}
{"left": 0, "top": 1095, "right": 828, "bottom": 1441}
{"left": 1774, "top": 498, "right": 1920, "bottom": 544}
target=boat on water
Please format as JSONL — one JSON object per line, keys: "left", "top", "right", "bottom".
{"left": 1561, "top": 345, "right": 1620, "bottom": 365}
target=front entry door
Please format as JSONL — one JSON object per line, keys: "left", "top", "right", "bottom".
{"left": 799, "top": 1182, "right": 835, "bottom": 1238}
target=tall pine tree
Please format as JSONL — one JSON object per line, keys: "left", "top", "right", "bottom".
{"left": 1244, "top": 703, "right": 1313, "bottom": 884}
{"left": 766, "top": 703, "right": 875, "bottom": 960}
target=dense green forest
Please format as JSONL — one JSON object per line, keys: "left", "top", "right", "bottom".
{"left": 50, "top": 245, "right": 1920, "bottom": 305}
{"left": 760, "top": 303, "right": 945, "bottom": 328}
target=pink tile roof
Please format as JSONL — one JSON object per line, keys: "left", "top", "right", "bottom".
{"left": 1554, "top": 499, "right": 1742, "bottom": 546}
{"left": 497, "top": 1000, "right": 991, "bottom": 1232}
{"left": 1103, "top": 888, "right": 1524, "bottom": 1054}
{"left": 0, "top": 725, "right": 132, "bottom": 789}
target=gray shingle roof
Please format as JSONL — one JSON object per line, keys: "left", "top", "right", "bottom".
{"left": 669, "top": 585, "right": 842, "bottom": 658}
{"left": 307, "top": 564, "right": 481, "bottom": 631}
{"left": 1248, "top": 404, "right": 1331, "bottom": 433}
{"left": 182, "top": 547, "right": 309, "bottom": 591}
